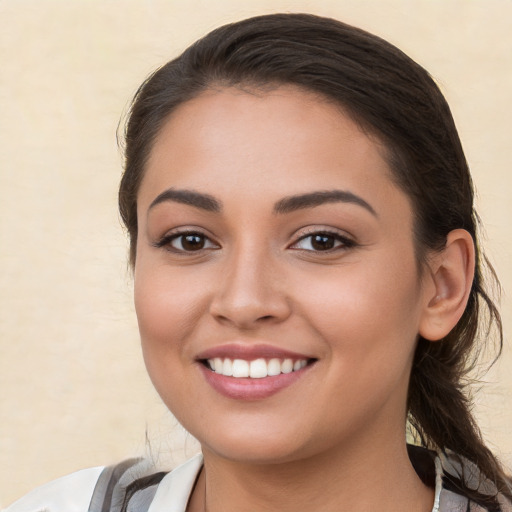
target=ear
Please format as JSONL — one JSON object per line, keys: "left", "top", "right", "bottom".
{"left": 419, "top": 229, "right": 475, "bottom": 341}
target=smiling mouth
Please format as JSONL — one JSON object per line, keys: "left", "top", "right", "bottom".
{"left": 203, "top": 357, "right": 315, "bottom": 378}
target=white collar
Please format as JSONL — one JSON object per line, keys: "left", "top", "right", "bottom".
{"left": 147, "top": 451, "right": 447, "bottom": 512}
{"left": 148, "top": 454, "right": 203, "bottom": 512}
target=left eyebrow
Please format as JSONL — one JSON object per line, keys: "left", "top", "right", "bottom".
{"left": 148, "top": 188, "right": 222, "bottom": 213}
{"left": 273, "top": 190, "right": 378, "bottom": 217}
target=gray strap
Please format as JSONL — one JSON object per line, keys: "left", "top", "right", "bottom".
{"left": 88, "top": 459, "right": 142, "bottom": 512}
{"left": 122, "top": 483, "right": 161, "bottom": 512}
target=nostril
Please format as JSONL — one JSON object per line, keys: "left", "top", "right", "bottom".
{"left": 209, "top": 287, "right": 292, "bottom": 328}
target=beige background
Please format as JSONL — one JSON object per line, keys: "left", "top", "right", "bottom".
{"left": 1, "top": 0, "right": 511, "bottom": 506}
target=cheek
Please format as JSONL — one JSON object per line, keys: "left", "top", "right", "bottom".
{"left": 301, "top": 261, "right": 422, "bottom": 421}
{"left": 298, "top": 256, "right": 423, "bottom": 360}
{"left": 133, "top": 262, "right": 210, "bottom": 415}
{"left": 134, "top": 261, "right": 209, "bottom": 359}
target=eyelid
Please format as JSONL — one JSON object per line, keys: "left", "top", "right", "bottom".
{"left": 151, "top": 225, "right": 355, "bottom": 254}
{"left": 289, "top": 226, "right": 356, "bottom": 252}
{"left": 152, "top": 226, "right": 220, "bottom": 253}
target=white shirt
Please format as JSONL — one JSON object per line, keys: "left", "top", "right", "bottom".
{"left": 3, "top": 455, "right": 203, "bottom": 512}
{"left": 4, "top": 451, "right": 511, "bottom": 512}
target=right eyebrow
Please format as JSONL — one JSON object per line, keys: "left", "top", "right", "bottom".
{"left": 273, "top": 190, "right": 377, "bottom": 217}
{"left": 148, "top": 188, "right": 222, "bottom": 213}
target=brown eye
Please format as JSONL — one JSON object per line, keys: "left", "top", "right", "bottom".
{"left": 154, "top": 231, "right": 219, "bottom": 253}
{"left": 291, "top": 231, "right": 355, "bottom": 252}
{"left": 311, "top": 234, "right": 336, "bottom": 251}
{"left": 179, "top": 234, "right": 206, "bottom": 251}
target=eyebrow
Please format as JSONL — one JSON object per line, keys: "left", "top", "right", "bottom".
{"left": 149, "top": 188, "right": 222, "bottom": 213}
{"left": 273, "top": 190, "right": 377, "bottom": 216}
{"left": 148, "top": 188, "right": 376, "bottom": 217}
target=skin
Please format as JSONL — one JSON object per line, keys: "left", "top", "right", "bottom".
{"left": 134, "top": 86, "right": 473, "bottom": 511}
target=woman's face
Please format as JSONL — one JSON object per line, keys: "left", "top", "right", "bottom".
{"left": 134, "top": 86, "right": 433, "bottom": 464}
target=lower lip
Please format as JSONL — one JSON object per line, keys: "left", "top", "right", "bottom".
{"left": 199, "top": 363, "right": 312, "bottom": 400}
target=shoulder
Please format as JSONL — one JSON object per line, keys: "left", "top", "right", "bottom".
{"left": 2, "top": 458, "right": 151, "bottom": 512}
{"left": 434, "top": 450, "right": 512, "bottom": 512}
{"left": 407, "top": 444, "right": 512, "bottom": 512}
{"left": 3, "top": 455, "right": 204, "bottom": 512}
{"left": 3, "top": 466, "right": 105, "bottom": 512}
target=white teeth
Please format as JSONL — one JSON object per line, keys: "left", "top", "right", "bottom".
{"left": 222, "top": 358, "right": 233, "bottom": 376}
{"left": 249, "top": 358, "right": 267, "bottom": 379}
{"left": 281, "top": 359, "right": 293, "bottom": 374}
{"left": 267, "top": 358, "right": 281, "bottom": 376}
{"left": 214, "top": 357, "right": 223, "bottom": 374}
{"left": 232, "top": 359, "right": 250, "bottom": 378}
{"left": 206, "top": 357, "right": 309, "bottom": 378}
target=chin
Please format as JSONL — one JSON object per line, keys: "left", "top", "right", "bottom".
{"left": 193, "top": 426, "right": 310, "bottom": 465}
{"left": 205, "top": 442, "right": 305, "bottom": 466}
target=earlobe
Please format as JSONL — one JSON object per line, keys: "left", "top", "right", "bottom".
{"left": 419, "top": 229, "right": 475, "bottom": 342}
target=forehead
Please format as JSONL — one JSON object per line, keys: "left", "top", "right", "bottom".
{"left": 138, "top": 85, "right": 409, "bottom": 221}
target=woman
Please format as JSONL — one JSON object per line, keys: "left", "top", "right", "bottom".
{"left": 6, "top": 12, "right": 511, "bottom": 512}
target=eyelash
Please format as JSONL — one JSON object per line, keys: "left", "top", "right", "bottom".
{"left": 153, "top": 230, "right": 219, "bottom": 253}
{"left": 290, "top": 229, "right": 356, "bottom": 253}
{"left": 153, "top": 228, "right": 356, "bottom": 255}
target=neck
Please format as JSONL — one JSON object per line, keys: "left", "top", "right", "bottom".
{"left": 188, "top": 432, "right": 434, "bottom": 512}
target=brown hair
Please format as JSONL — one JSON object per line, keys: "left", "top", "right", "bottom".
{"left": 119, "top": 13, "right": 510, "bottom": 506}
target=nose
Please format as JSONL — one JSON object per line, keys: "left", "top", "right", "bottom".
{"left": 209, "top": 244, "right": 292, "bottom": 329}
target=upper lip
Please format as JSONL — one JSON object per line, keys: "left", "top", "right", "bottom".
{"left": 196, "top": 343, "right": 314, "bottom": 362}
